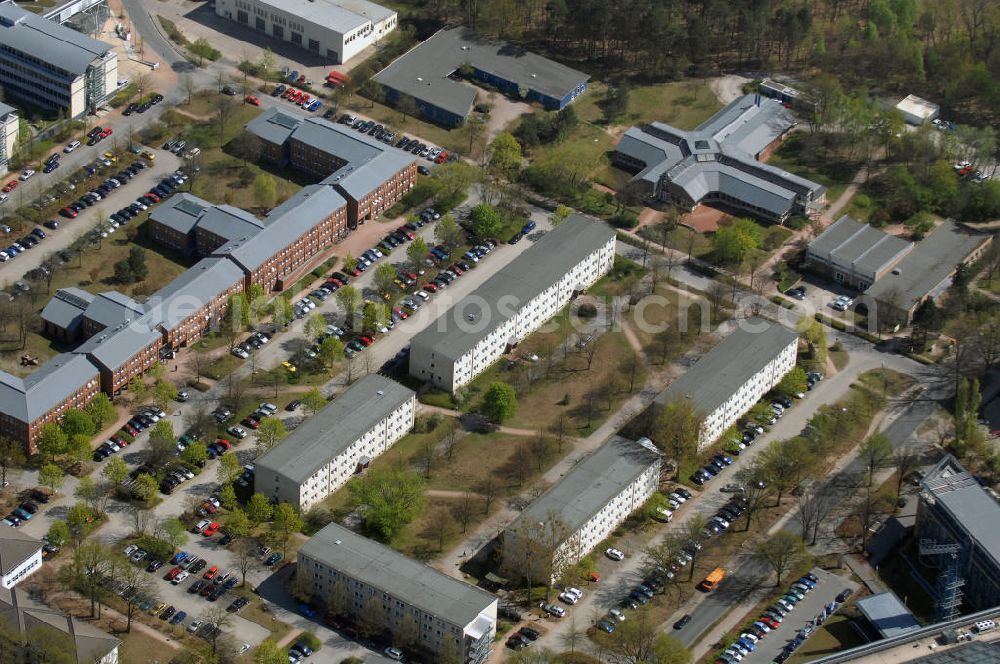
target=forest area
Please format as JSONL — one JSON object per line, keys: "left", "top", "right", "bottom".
{"left": 392, "top": 0, "right": 1000, "bottom": 126}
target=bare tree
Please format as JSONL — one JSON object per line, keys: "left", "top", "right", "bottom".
{"left": 453, "top": 492, "right": 478, "bottom": 533}
{"left": 893, "top": 447, "right": 921, "bottom": 499}
{"left": 795, "top": 489, "right": 838, "bottom": 546}
{"left": 478, "top": 475, "right": 499, "bottom": 514}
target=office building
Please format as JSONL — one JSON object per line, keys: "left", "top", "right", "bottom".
{"left": 0, "top": 517, "right": 43, "bottom": 588}
{"left": 806, "top": 215, "right": 914, "bottom": 291}
{"left": 299, "top": 523, "right": 497, "bottom": 664}
{"left": 245, "top": 108, "right": 417, "bottom": 228}
{"left": 147, "top": 194, "right": 264, "bottom": 257}
{"left": 409, "top": 215, "right": 615, "bottom": 393}
{"left": 0, "top": 4, "right": 118, "bottom": 118}
{"left": 373, "top": 27, "right": 589, "bottom": 127}
{"left": 0, "top": 102, "right": 17, "bottom": 178}
{"left": 916, "top": 455, "right": 1000, "bottom": 612}
{"left": 213, "top": 0, "right": 396, "bottom": 64}
{"left": 650, "top": 319, "right": 798, "bottom": 449}
{"left": 255, "top": 375, "right": 415, "bottom": 510}
{"left": 614, "top": 94, "right": 826, "bottom": 223}
{"left": 503, "top": 436, "right": 661, "bottom": 583}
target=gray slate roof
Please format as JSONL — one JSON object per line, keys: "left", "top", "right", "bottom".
{"left": 196, "top": 204, "right": 264, "bottom": 242}
{"left": 255, "top": 374, "right": 413, "bottom": 484}
{"left": 214, "top": 184, "right": 347, "bottom": 272}
{"left": 0, "top": 528, "right": 41, "bottom": 577}
{"left": 865, "top": 221, "right": 988, "bottom": 310}
{"left": 251, "top": 0, "right": 393, "bottom": 34}
{"left": 74, "top": 317, "right": 162, "bottom": 372}
{"left": 653, "top": 318, "right": 799, "bottom": 414}
{"left": 40, "top": 287, "right": 94, "bottom": 332}
{"left": 148, "top": 193, "right": 208, "bottom": 235}
{"left": 615, "top": 95, "right": 825, "bottom": 216}
{"left": 0, "top": 353, "right": 98, "bottom": 424}
{"left": 245, "top": 109, "right": 301, "bottom": 146}
{"left": 855, "top": 592, "right": 920, "bottom": 638}
{"left": 83, "top": 292, "right": 146, "bottom": 330}
{"left": 808, "top": 215, "right": 913, "bottom": 277}
{"left": 512, "top": 436, "right": 660, "bottom": 535}
{"left": 921, "top": 455, "right": 1000, "bottom": 571}
{"left": 145, "top": 257, "right": 245, "bottom": 332}
{"left": 410, "top": 215, "right": 614, "bottom": 364}
{"left": 150, "top": 194, "right": 263, "bottom": 243}
{"left": 0, "top": 4, "right": 113, "bottom": 77}
{"left": 300, "top": 522, "right": 496, "bottom": 629}
{"left": 373, "top": 26, "right": 590, "bottom": 117}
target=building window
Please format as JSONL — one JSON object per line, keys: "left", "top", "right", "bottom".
{"left": 255, "top": 16, "right": 265, "bottom": 31}
{"left": 273, "top": 24, "right": 284, "bottom": 39}
{"left": 291, "top": 31, "right": 302, "bottom": 45}
{"left": 309, "top": 39, "right": 320, "bottom": 52}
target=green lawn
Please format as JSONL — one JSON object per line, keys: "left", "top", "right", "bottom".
{"left": 844, "top": 192, "right": 876, "bottom": 222}
{"left": 787, "top": 614, "right": 866, "bottom": 662}
{"left": 577, "top": 80, "right": 723, "bottom": 130}
{"left": 766, "top": 134, "right": 860, "bottom": 204}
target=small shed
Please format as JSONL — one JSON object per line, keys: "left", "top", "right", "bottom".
{"left": 856, "top": 591, "right": 921, "bottom": 639}
{"left": 896, "top": 94, "right": 940, "bottom": 126}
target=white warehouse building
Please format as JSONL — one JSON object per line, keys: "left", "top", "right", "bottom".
{"left": 299, "top": 523, "right": 498, "bottom": 664}
{"left": 253, "top": 375, "right": 414, "bottom": 511}
{"left": 214, "top": 0, "right": 397, "bottom": 65}
{"left": 409, "top": 215, "right": 616, "bottom": 393}
{"left": 650, "top": 318, "right": 799, "bottom": 450}
{"left": 502, "top": 436, "right": 661, "bottom": 584}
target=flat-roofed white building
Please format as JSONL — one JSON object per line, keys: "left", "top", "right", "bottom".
{"left": 0, "top": 528, "right": 42, "bottom": 589}
{"left": 895, "top": 94, "right": 940, "bottom": 126}
{"left": 409, "top": 215, "right": 615, "bottom": 393}
{"left": 0, "top": 4, "right": 118, "bottom": 118}
{"left": 214, "top": 0, "right": 397, "bottom": 64}
{"left": 651, "top": 319, "right": 799, "bottom": 449}
{"left": 299, "top": 523, "right": 497, "bottom": 664}
{"left": 254, "top": 375, "right": 414, "bottom": 510}
{"left": 0, "top": 102, "right": 17, "bottom": 178}
{"left": 502, "top": 436, "right": 661, "bottom": 583}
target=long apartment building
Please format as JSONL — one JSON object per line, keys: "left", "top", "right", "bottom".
{"left": 147, "top": 193, "right": 265, "bottom": 257}
{"left": 0, "top": 102, "right": 17, "bottom": 178}
{"left": 502, "top": 436, "right": 661, "bottom": 583}
{"left": 299, "top": 523, "right": 497, "bottom": 664}
{"left": 409, "top": 215, "right": 615, "bottom": 393}
{"left": 0, "top": 528, "right": 42, "bottom": 589}
{"left": 0, "top": 4, "right": 118, "bottom": 118}
{"left": 614, "top": 94, "right": 825, "bottom": 223}
{"left": 254, "top": 375, "right": 415, "bottom": 510}
{"left": 650, "top": 318, "right": 799, "bottom": 450}
{"left": 246, "top": 108, "right": 417, "bottom": 229}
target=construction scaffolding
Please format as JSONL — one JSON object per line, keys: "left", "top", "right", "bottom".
{"left": 919, "top": 539, "right": 965, "bottom": 622}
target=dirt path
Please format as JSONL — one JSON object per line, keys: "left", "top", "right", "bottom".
{"left": 415, "top": 403, "right": 555, "bottom": 438}
{"left": 427, "top": 489, "right": 484, "bottom": 499}
{"left": 276, "top": 628, "right": 303, "bottom": 648}
{"left": 620, "top": 320, "right": 646, "bottom": 357}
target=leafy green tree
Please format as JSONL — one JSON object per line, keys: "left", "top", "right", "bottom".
{"left": 481, "top": 382, "right": 517, "bottom": 423}
{"left": 247, "top": 493, "right": 273, "bottom": 524}
{"left": 101, "top": 456, "right": 129, "bottom": 487}
{"left": 66, "top": 501, "right": 94, "bottom": 537}
{"left": 602, "top": 82, "right": 631, "bottom": 123}
{"left": 349, "top": 467, "right": 426, "bottom": 541}
{"left": 128, "top": 247, "right": 148, "bottom": 281}
{"left": 36, "top": 423, "right": 68, "bottom": 463}
{"left": 127, "top": 375, "right": 147, "bottom": 402}
{"left": 406, "top": 236, "right": 429, "bottom": 266}
{"left": 753, "top": 531, "right": 809, "bottom": 586}
{"left": 256, "top": 417, "right": 288, "bottom": 455}
{"left": 47, "top": 520, "right": 70, "bottom": 549}
{"left": 218, "top": 483, "right": 238, "bottom": 511}
{"left": 318, "top": 336, "right": 344, "bottom": 368}
{"left": 253, "top": 173, "right": 277, "bottom": 208}
{"left": 777, "top": 367, "right": 809, "bottom": 396}
{"left": 434, "top": 214, "right": 465, "bottom": 249}
{"left": 373, "top": 262, "right": 398, "bottom": 295}
{"left": 38, "top": 463, "right": 64, "bottom": 492}
{"left": 159, "top": 517, "right": 189, "bottom": 548}
{"left": 488, "top": 132, "right": 522, "bottom": 175}
{"left": 305, "top": 313, "right": 327, "bottom": 341}
{"left": 711, "top": 218, "right": 761, "bottom": 266}
{"left": 254, "top": 639, "right": 287, "bottom": 664}
{"left": 361, "top": 301, "right": 390, "bottom": 333}
{"left": 61, "top": 409, "right": 95, "bottom": 438}
{"left": 225, "top": 508, "right": 251, "bottom": 537}
{"left": 66, "top": 434, "right": 92, "bottom": 464}
{"left": 132, "top": 473, "right": 158, "bottom": 501}
{"left": 335, "top": 286, "right": 361, "bottom": 330}
{"left": 153, "top": 380, "right": 177, "bottom": 408}
{"left": 217, "top": 453, "right": 243, "bottom": 486}
{"left": 302, "top": 388, "right": 327, "bottom": 415}
{"left": 270, "top": 502, "right": 304, "bottom": 555}
{"left": 650, "top": 398, "right": 705, "bottom": 464}
{"left": 180, "top": 441, "right": 208, "bottom": 467}
{"left": 84, "top": 394, "right": 116, "bottom": 431}
{"left": 468, "top": 203, "right": 504, "bottom": 239}
{"left": 432, "top": 161, "right": 477, "bottom": 200}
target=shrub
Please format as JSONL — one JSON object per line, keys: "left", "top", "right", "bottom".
{"left": 608, "top": 212, "right": 639, "bottom": 229}
{"left": 298, "top": 632, "right": 322, "bottom": 651}
{"left": 577, "top": 303, "right": 598, "bottom": 318}
{"left": 135, "top": 535, "right": 174, "bottom": 561}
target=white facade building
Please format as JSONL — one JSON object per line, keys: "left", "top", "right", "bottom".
{"left": 214, "top": 0, "right": 397, "bottom": 64}
{"left": 0, "top": 4, "right": 118, "bottom": 118}
{"left": 299, "top": 523, "right": 497, "bottom": 664}
{"left": 409, "top": 215, "right": 616, "bottom": 393}
{"left": 0, "top": 103, "right": 17, "bottom": 178}
{"left": 502, "top": 436, "right": 661, "bottom": 583}
{"left": 0, "top": 528, "right": 42, "bottom": 589}
{"left": 651, "top": 318, "right": 799, "bottom": 449}
{"left": 254, "top": 375, "right": 414, "bottom": 510}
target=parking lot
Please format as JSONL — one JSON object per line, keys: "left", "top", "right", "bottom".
{"left": 740, "top": 568, "right": 859, "bottom": 664}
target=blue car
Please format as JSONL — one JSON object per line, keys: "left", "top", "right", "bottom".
{"left": 12, "top": 508, "right": 32, "bottom": 521}
{"left": 169, "top": 610, "right": 186, "bottom": 625}
{"left": 171, "top": 552, "right": 188, "bottom": 564}
{"left": 736, "top": 638, "right": 755, "bottom": 652}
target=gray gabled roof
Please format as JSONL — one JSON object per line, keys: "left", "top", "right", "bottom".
{"left": 410, "top": 215, "right": 614, "bottom": 364}
{"left": 214, "top": 184, "right": 347, "bottom": 272}
{"left": 144, "top": 257, "right": 245, "bottom": 332}
{"left": 255, "top": 375, "right": 413, "bottom": 484}
{"left": 148, "top": 193, "right": 208, "bottom": 235}
{"left": 149, "top": 194, "right": 264, "bottom": 243}
{"left": 300, "top": 523, "right": 495, "bottom": 629}
{"left": 74, "top": 318, "right": 162, "bottom": 372}
{"left": 373, "top": 26, "right": 590, "bottom": 117}
{"left": 0, "top": 528, "right": 41, "bottom": 578}
{"left": 512, "top": 436, "right": 660, "bottom": 536}
{"left": 195, "top": 204, "right": 264, "bottom": 242}
{"left": 245, "top": 108, "right": 301, "bottom": 146}
{"left": 808, "top": 216, "right": 913, "bottom": 278}
{"left": 0, "top": 354, "right": 99, "bottom": 424}
{"left": 326, "top": 149, "right": 415, "bottom": 199}
{"left": 865, "top": 221, "right": 988, "bottom": 309}
{"left": 40, "top": 287, "right": 94, "bottom": 332}
{"left": 0, "top": 4, "right": 113, "bottom": 77}
{"left": 653, "top": 318, "right": 799, "bottom": 415}
{"left": 82, "top": 292, "right": 147, "bottom": 330}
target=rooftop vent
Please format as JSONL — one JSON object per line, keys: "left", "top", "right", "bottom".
{"left": 416, "top": 77, "right": 423, "bottom": 82}
{"left": 334, "top": 539, "right": 342, "bottom": 545}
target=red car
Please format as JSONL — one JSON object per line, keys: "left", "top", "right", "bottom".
{"left": 202, "top": 522, "right": 221, "bottom": 537}
{"left": 165, "top": 566, "right": 183, "bottom": 581}
{"left": 347, "top": 266, "right": 362, "bottom": 277}
{"left": 111, "top": 434, "right": 127, "bottom": 447}
{"left": 2, "top": 181, "right": 17, "bottom": 193}
{"left": 241, "top": 417, "right": 260, "bottom": 430}
{"left": 393, "top": 307, "right": 408, "bottom": 320}
{"left": 402, "top": 230, "right": 415, "bottom": 240}
{"left": 244, "top": 95, "right": 261, "bottom": 106}
{"left": 122, "top": 423, "right": 138, "bottom": 436}
{"left": 145, "top": 192, "right": 161, "bottom": 203}
{"left": 99, "top": 127, "right": 112, "bottom": 138}
{"left": 215, "top": 438, "right": 232, "bottom": 450}
{"left": 423, "top": 283, "right": 439, "bottom": 293}
{"left": 60, "top": 207, "right": 77, "bottom": 218}
{"left": 448, "top": 264, "right": 464, "bottom": 275}
{"left": 759, "top": 615, "right": 780, "bottom": 629}
{"left": 435, "top": 151, "right": 450, "bottom": 164}
{"left": 358, "top": 336, "right": 373, "bottom": 346}
{"left": 200, "top": 501, "right": 218, "bottom": 514}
